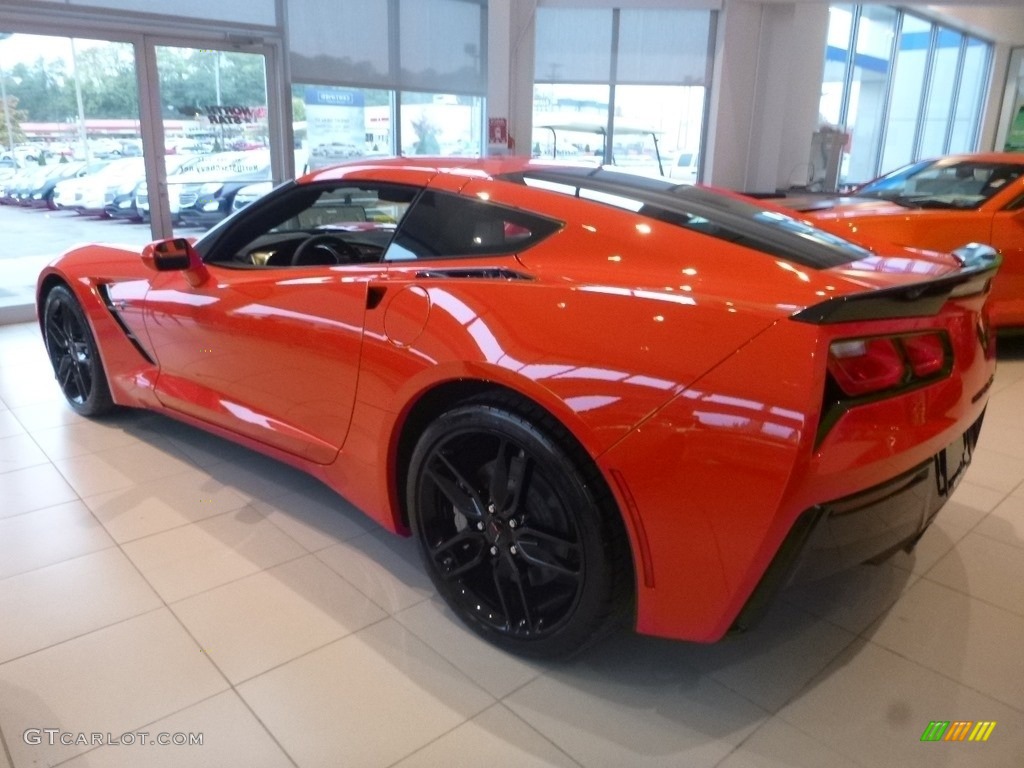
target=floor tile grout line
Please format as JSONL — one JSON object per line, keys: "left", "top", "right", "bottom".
{"left": 219, "top": 611, "right": 393, "bottom": 689}
{"left": 970, "top": 521, "right": 1024, "bottom": 551}
{"left": 91, "top": 494, "right": 268, "bottom": 548}
{"left": 853, "top": 618, "right": 1024, "bottom": 716}
{"left": 308, "top": 536, "right": 438, "bottom": 616}
{"left": 707, "top": 706, "right": 876, "bottom": 768}
{"left": 159, "top": 546, "right": 312, "bottom": 607}
{"left": 916, "top": 570, "right": 1024, "bottom": 621}
{"left": 388, "top": 597, "right": 543, "bottom": 699}
{"left": 712, "top": 622, "right": 862, "bottom": 724}
{"left": 0, "top": 719, "right": 14, "bottom": 768}
{"left": 380, "top": 700, "right": 587, "bottom": 768}
{"left": 0, "top": 604, "right": 165, "bottom": 672}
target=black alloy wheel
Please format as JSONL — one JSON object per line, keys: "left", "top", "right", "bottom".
{"left": 408, "top": 399, "right": 629, "bottom": 658}
{"left": 43, "top": 285, "right": 114, "bottom": 416}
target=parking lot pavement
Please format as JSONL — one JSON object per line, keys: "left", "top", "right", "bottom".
{"left": 0, "top": 205, "right": 157, "bottom": 320}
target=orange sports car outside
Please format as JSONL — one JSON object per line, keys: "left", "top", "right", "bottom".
{"left": 786, "top": 152, "right": 1024, "bottom": 329}
{"left": 38, "top": 157, "right": 998, "bottom": 657}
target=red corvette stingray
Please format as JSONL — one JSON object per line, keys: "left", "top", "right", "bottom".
{"left": 37, "top": 158, "right": 998, "bottom": 657}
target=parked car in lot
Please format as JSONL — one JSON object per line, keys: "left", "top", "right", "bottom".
{"left": 230, "top": 180, "right": 274, "bottom": 212}
{"left": 0, "top": 164, "right": 43, "bottom": 204}
{"left": 37, "top": 157, "right": 997, "bottom": 657}
{"left": 138, "top": 150, "right": 270, "bottom": 224}
{"left": 52, "top": 157, "right": 146, "bottom": 216}
{"left": 668, "top": 151, "right": 699, "bottom": 182}
{"left": 177, "top": 162, "right": 272, "bottom": 227}
{"left": 782, "top": 152, "right": 1024, "bottom": 329}
{"left": 26, "top": 161, "right": 110, "bottom": 209}
{"left": 105, "top": 155, "right": 200, "bottom": 221}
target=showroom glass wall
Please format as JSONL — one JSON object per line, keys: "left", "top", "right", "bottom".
{"left": 287, "top": 0, "right": 486, "bottom": 169}
{"left": 532, "top": 6, "right": 715, "bottom": 181}
{"left": 0, "top": 31, "right": 279, "bottom": 318}
{"left": 820, "top": 4, "right": 992, "bottom": 186}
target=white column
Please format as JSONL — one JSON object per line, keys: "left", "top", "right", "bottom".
{"left": 490, "top": 0, "right": 537, "bottom": 157}
{"left": 705, "top": 0, "right": 828, "bottom": 193}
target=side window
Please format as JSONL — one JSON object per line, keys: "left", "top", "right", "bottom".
{"left": 384, "top": 190, "right": 561, "bottom": 261}
{"left": 204, "top": 182, "right": 417, "bottom": 267}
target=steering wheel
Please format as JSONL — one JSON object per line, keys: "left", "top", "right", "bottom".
{"left": 291, "top": 233, "right": 362, "bottom": 266}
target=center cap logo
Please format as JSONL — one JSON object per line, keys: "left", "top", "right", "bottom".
{"left": 487, "top": 518, "right": 505, "bottom": 546}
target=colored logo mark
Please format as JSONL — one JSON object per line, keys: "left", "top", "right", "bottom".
{"left": 920, "top": 721, "right": 996, "bottom": 742}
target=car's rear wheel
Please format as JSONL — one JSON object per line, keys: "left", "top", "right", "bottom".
{"left": 42, "top": 285, "right": 114, "bottom": 416}
{"left": 407, "top": 397, "right": 630, "bottom": 658}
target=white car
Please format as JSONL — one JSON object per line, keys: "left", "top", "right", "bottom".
{"left": 52, "top": 157, "right": 146, "bottom": 215}
{"left": 137, "top": 150, "right": 270, "bottom": 220}
{"left": 669, "top": 151, "right": 699, "bottom": 182}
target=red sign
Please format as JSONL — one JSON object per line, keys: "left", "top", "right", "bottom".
{"left": 488, "top": 117, "right": 508, "bottom": 146}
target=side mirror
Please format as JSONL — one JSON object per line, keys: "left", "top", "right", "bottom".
{"left": 141, "top": 238, "right": 209, "bottom": 287}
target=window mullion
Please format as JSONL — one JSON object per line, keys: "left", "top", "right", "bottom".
{"left": 943, "top": 36, "right": 968, "bottom": 154}
{"left": 838, "top": 5, "right": 860, "bottom": 129}
{"left": 873, "top": 10, "right": 902, "bottom": 179}
{"left": 911, "top": 24, "right": 938, "bottom": 161}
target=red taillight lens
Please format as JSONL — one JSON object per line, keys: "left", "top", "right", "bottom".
{"left": 902, "top": 333, "right": 945, "bottom": 377}
{"left": 828, "top": 338, "right": 906, "bottom": 396}
{"left": 827, "top": 332, "right": 949, "bottom": 398}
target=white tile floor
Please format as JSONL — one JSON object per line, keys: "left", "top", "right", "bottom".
{"left": 1, "top": 319, "right": 1023, "bottom": 768}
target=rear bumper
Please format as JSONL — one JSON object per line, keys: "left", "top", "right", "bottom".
{"left": 732, "top": 410, "right": 984, "bottom": 632}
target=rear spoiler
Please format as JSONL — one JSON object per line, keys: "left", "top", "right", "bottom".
{"left": 791, "top": 243, "right": 1000, "bottom": 325}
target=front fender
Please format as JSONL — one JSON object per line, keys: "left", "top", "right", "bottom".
{"left": 37, "top": 245, "right": 161, "bottom": 409}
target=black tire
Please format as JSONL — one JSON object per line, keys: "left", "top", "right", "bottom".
{"left": 407, "top": 397, "right": 631, "bottom": 658}
{"left": 42, "top": 285, "right": 115, "bottom": 416}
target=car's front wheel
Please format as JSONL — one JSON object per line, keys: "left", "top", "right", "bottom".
{"left": 42, "top": 285, "right": 114, "bottom": 416}
{"left": 407, "top": 397, "right": 630, "bottom": 658}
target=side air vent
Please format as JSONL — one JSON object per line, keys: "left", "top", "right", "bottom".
{"left": 97, "top": 284, "right": 156, "bottom": 365}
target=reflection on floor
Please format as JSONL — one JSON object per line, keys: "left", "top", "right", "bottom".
{"left": 1, "top": 321, "right": 1023, "bottom": 768}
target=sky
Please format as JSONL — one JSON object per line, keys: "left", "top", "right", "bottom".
{"left": 0, "top": 33, "right": 106, "bottom": 70}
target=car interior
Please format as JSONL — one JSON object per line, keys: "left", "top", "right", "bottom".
{"left": 206, "top": 182, "right": 416, "bottom": 268}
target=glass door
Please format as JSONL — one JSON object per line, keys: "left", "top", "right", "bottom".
{"left": 146, "top": 45, "right": 272, "bottom": 238}
{"left": 0, "top": 33, "right": 150, "bottom": 319}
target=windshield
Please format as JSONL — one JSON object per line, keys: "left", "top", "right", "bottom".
{"left": 855, "top": 159, "right": 1024, "bottom": 210}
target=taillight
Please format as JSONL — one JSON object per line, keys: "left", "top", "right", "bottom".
{"left": 827, "top": 332, "right": 950, "bottom": 398}
{"left": 901, "top": 333, "right": 946, "bottom": 377}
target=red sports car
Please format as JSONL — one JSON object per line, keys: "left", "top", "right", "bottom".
{"left": 785, "top": 152, "right": 1024, "bottom": 329}
{"left": 37, "top": 158, "right": 998, "bottom": 657}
